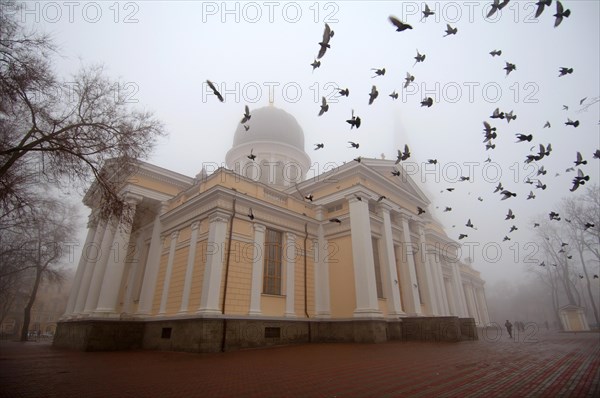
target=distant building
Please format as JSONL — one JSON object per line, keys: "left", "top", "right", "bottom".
{"left": 56, "top": 105, "right": 489, "bottom": 352}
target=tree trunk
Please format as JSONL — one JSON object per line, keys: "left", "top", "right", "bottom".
{"left": 19, "top": 236, "right": 42, "bottom": 342}
{"left": 578, "top": 250, "right": 600, "bottom": 325}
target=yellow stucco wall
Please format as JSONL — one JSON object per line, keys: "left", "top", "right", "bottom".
{"left": 328, "top": 235, "right": 356, "bottom": 318}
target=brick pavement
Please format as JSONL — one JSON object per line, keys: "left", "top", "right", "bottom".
{"left": 0, "top": 329, "right": 598, "bottom": 397}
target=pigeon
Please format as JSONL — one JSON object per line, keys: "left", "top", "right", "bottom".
{"left": 446, "top": 188, "right": 455, "bottom": 192}
{"left": 538, "top": 166, "right": 547, "bottom": 176}
{"left": 329, "top": 218, "right": 342, "bottom": 224}
{"left": 594, "top": 274, "right": 599, "bottom": 279}
{"left": 516, "top": 133, "right": 533, "bottom": 142}
{"left": 414, "top": 49, "right": 426, "bottom": 66}
{"left": 466, "top": 219, "right": 474, "bottom": 228}
{"left": 317, "top": 23, "right": 334, "bottom": 59}
{"left": 503, "top": 236, "right": 511, "bottom": 242}
{"left": 487, "top": 0, "right": 510, "bottom": 18}
{"left": 417, "top": 207, "right": 426, "bottom": 215}
{"left": 404, "top": 72, "right": 415, "bottom": 88}
{"left": 509, "top": 225, "right": 518, "bottom": 232}
{"left": 354, "top": 156, "right": 362, "bottom": 163}
{"left": 565, "top": 118, "right": 579, "bottom": 127}
{"left": 553, "top": 0, "right": 570, "bottom": 27}
{"left": 570, "top": 169, "right": 590, "bottom": 192}
{"left": 371, "top": 68, "right": 386, "bottom": 78}
{"left": 421, "top": 4, "right": 435, "bottom": 20}
{"left": 478, "top": 197, "right": 483, "bottom": 202}
{"left": 544, "top": 121, "right": 551, "bottom": 128}
{"left": 427, "top": 159, "right": 438, "bottom": 164}
{"left": 490, "top": 49, "right": 502, "bottom": 57}
{"left": 584, "top": 222, "right": 595, "bottom": 230}
{"left": 391, "top": 170, "right": 401, "bottom": 177}
{"left": 459, "top": 234, "right": 468, "bottom": 240}
{"left": 579, "top": 97, "right": 587, "bottom": 105}
{"left": 444, "top": 207, "right": 452, "bottom": 212}
{"left": 559, "top": 67, "right": 573, "bottom": 76}
{"left": 240, "top": 105, "right": 251, "bottom": 123}
{"left": 594, "top": 149, "right": 600, "bottom": 159}
{"left": 311, "top": 59, "right": 321, "bottom": 71}
{"left": 535, "top": 180, "right": 547, "bottom": 190}
{"left": 549, "top": 211, "right": 561, "bottom": 221}
{"left": 389, "top": 91, "right": 399, "bottom": 100}
{"left": 348, "top": 141, "right": 360, "bottom": 149}
{"left": 535, "top": 0, "right": 552, "bottom": 18}
{"left": 527, "top": 191, "right": 536, "bottom": 200}
{"left": 206, "top": 80, "right": 224, "bottom": 102}
{"left": 421, "top": 97, "right": 433, "bottom": 107}
{"left": 248, "top": 208, "right": 255, "bottom": 220}
{"left": 459, "top": 176, "right": 470, "bottom": 182}
{"left": 243, "top": 125, "right": 250, "bottom": 131}
{"left": 247, "top": 149, "right": 256, "bottom": 161}
{"left": 563, "top": 105, "right": 569, "bottom": 111}
{"left": 506, "top": 209, "right": 515, "bottom": 220}
{"left": 314, "top": 143, "right": 324, "bottom": 150}
{"left": 368, "top": 85, "right": 379, "bottom": 104}
{"left": 396, "top": 145, "right": 411, "bottom": 163}
{"left": 501, "top": 190, "right": 517, "bottom": 200}
{"left": 346, "top": 109, "right": 361, "bottom": 129}
{"left": 318, "top": 96, "right": 329, "bottom": 116}
{"left": 534, "top": 223, "right": 540, "bottom": 227}
{"left": 574, "top": 152, "right": 587, "bottom": 166}
{"left": 505, "top": 111, "right": 517, "bottom": 123}
{"left": 483, "top": 121, "right": 497, "bottom": 142}
{"left": 504, "top": 62, "right": 517, "bottom": 76}
{"left": 539, "top": 261, "right": 546, "bottom": 267}
{"left": 491, "top": 107, "right": 505, "bottom": 119}
{"left": 444, "top": 24, "right": 458, "bottom": 36}
{"left": 338, "top": 88, "right": 350, "bottom": 97}
{"left": 495, "top": 183, "right": 504, "bottom": 193}
{"left": 389, "top": 16, "right": 413, "bottom": 32}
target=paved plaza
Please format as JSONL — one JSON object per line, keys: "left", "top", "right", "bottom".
{"left": 0, "top": 329, "right": 598, "bottom": 397}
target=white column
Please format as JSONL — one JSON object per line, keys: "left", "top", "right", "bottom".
{"left": 197, "top": 211, "right": 230, "bottom": 315}
{"left": 433, "top": 253, "right": 450, "bottom": 315}
{"left": 284, "top": 232, "right": 297, "bottom": 317}
{"left": 179, "top": 221, "right": 200, "bottom": 313}
{"left": 314, "top": 208, "right": 330, "bottom": 318}
{"left": 379, "top": 204, "right": 404, "bottom": 317}
{"left": 248, "top": 223, "right": 266, "bottom": 315}
{"left": 416, "top": 222, "right": 439, "bottom": 316}
{"left": 73, "top": 218, "right": 107, "bottom": 315}
{"left": 83, "top": 216, "right": 118, "bottom": 314}
{"left": 476, "top": 287, "right": 490, "bottom": 325}
{"left": 347, "top": 194, "right": 381, "bottom": 318}
{"left": 159, "top": 230, "right": 179, "bottom": 315}
{"left": 136, "top": 204, "right": 168, "bottom": 316}
{"left": 64, "top": 213, "right": 98, "bottom": 317}
{"left": 444, "top": 277, "right": 457, "bottom": 315}
{"left": 452, "top": 263, "right": 469, "bottom": 317}
{"left": 95, "top": 194, "right": 141, "bottom": 316}
{"left": 400, "top": 213, "right": 422, "bottom": 315}
{"left": 121, "top": 231, "right": 145, "bottom": 314}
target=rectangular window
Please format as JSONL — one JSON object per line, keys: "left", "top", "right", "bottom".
{"left": 372, "top": 237, "right": 384, "bottom": 299}
{"left": 263, "top": 228, "right": 283, "bottom": 295}
{"left": 264, "top": 327, "right": 281, "bottom": 339}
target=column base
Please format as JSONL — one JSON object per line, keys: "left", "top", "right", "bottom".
{"left": 196, "top": 308, "right": 222, "bottom": 316}
{"left": 353, "top": 308, "right": 383, "bottom": 319}
{"left": 248, "top": 310, "right": 262, "bottom": 316}
{"left": 284, "top": 312, "right": 297, "bottom": 318}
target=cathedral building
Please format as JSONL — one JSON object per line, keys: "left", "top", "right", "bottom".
{"left": 55, "top": 105, "right": 490, "bottom": 352}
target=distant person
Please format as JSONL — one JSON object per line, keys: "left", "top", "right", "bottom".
{"left": 505, "top": 320, "right": 513, "bottom": 339}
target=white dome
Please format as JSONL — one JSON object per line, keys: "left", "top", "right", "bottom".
{"left": 232, "top": 106, "right": 305, "bottom": 151}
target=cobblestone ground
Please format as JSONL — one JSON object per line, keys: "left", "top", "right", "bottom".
{"left": 0, "top": 329, "right": 598, "bottom": 397}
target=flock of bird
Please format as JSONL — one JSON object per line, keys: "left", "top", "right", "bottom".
{"left": 204, "top": 0, "right": 598, "bottom": 274}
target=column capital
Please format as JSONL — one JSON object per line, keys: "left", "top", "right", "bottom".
{"left": 253, "top": 222, "right": 266, "bottom": 233}
{"left": 124, "top": 193, "right": 144, "bottom": 205}
{"left": 398, "top": 209, "right": 415, "bottom": 223}
{"left": 190, "top": 221, "right": 200, "bottom": 231}
{"left": 345, "top": 191, "right": 370, "bottom": 204}
{"left": 170, "top": 230, "right": 180, "bottom": 240}
{"left": 378, "top": 201, "right": 394, "bottom": 213}
{"left": 208, "top": 210, "right": 230, "bottom": 224}
{"left": 286, "top": 232, "right": 296, "bottom": 241}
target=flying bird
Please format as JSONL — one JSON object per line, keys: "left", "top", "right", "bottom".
{"left": 404, "top": 72, "right": 415, "bottom": 88}
{"left": 562, "top": 105, "right": 569, "bottom": 111}
{"left": 549, "top": 211, "right": 561, "bottom": 221}
{"left": 506, "top": 209, "right": 515, "bottom": 220}
{"left": 348, "top": 141, "right": 360, "bottom": 149}
{"left": 317, "top": 23, "right": 334, "bottom": 59}
{"left": 478, "top": 197, "right": 483, "bottom": 202}
{"left": 444, "top": 24, "right": 458, "bottom": 36}
{"left": 243, "top": 125, "right": 250, "bottom": 132}
{"left": 516, "top": 133, "right": 533, "bottom": 142}
{"left": 584, "top": 222, "right": 595, "bottom": 230}
{"left": 570, "top": 169, "right": 590, "bottom": 192}
{"left": 371, "top": 68, "right": 386, "bottom": 78}
{"left": 559, "top": 67, "right": 573, "bottom": 76}
{"left": 491, "top": 107, "right": 505, "bottom": 119}
{"left": 565, "top": 118, "right": 579, "bottom": 127}
{"left": 329, "top": 218, "right": 342, "bottom": 224}
{"left": 487, "top": 0, "right": 511, "bottom": 18}
{"left": 391, "top": 170, "right": 401, "bottom": 177}
{"left": 338, "top": 88, "right": 350, "bottom": 97}
{"left": 527, "top": 191, "right": 536, "bottom": 200}
{"left": 427, "top": 159, "right": 438, "bottom": 164}
{"left": 247, "top": 149, "right": 256, "bottom": 161}
{"left": 594, "top": 149, "right": 600, "bottom": 159}
{"left": 574, "top": 152, "right": 587, "bottom": 166}
{"left": 509, "top": 225, "right": 518, "bottom": 232}
{"left": 504, "top": 62, "right": 517, "bottom": 76}
{"left": 544, "top": 121, "right": 551, "bottom": 128}
{"left": 417, "top": 207, "right": 426, "bottom": 215}
{"left": 240, "top": 105, "right": 251, "bottom": 123}
{"left": 553, "top": 0, "right": 570, "bottom": 27}
{"left": 501, "top": 190, "right": 517, "bottom": 200}
{"left": 494, "top": 183, "right": 504, "bottom": 193}
{"left": 421, "top": 4, "right": 435, "bottom": 20}
{"left": 444, "top": 207, "right": 452, "bottom": 212}
{"left": 346, "top": 109, "right": 361, "bottom": 129}
{"left": 490, "top": 49, "right": 502, "bottom": 57}
{"left": 247, "top": 208, "right": 254, "bottom": 220}
{"left": 421, "top": 97, "right": 433, "bottom": 107}
{"left": 466, "top": 219, "right": 474, "bottom": 228}
{"left": 311, "top": 59, "right": 321, "bottom": 71}
{"left": 534, "top": 0, "right": 552, "bottom": 18}
{"left": 396, "top": 145, "right": 411, "bottom": 163}
{"left": 459, "top": 234, "right": 468, "bottom": 240}
{"left": 389, "top": 15, "right": 413, "bottom": 32}
{"left": 368, "top": 85, "right": 379, "bottom": 104}
{"left": 389, "top": 91, "right": 399, "bottom": 100}
{"left": 579, "top": 97, "right": 587, "bottom": 105}
{"left": 503, "top": 236, "right": 511, "bottom": 242}
{"left": 206, "top": 80, "right": 224, "bottom": 102}
{"left": 318, "top": 96, "right": 329, "bottom": 116}
{"left": 314, "top": 143, "right": 324, "bottom": 150}
{"left": 414, "top": 49, "right": 426, "bottom": 66}
{"left": 505, "top": 110, "right": 517, "bottom": 123}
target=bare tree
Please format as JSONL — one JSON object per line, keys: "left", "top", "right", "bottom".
{"left": 1, "top": 1, "right": 165, "bottom": 225}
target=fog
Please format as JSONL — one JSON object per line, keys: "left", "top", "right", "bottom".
{"left": 18, "top": 0, "right": 600, "bottom": 324}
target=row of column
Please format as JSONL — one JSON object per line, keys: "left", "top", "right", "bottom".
{"left": 64, "top": 194, "right": 142, "bottom": 318}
